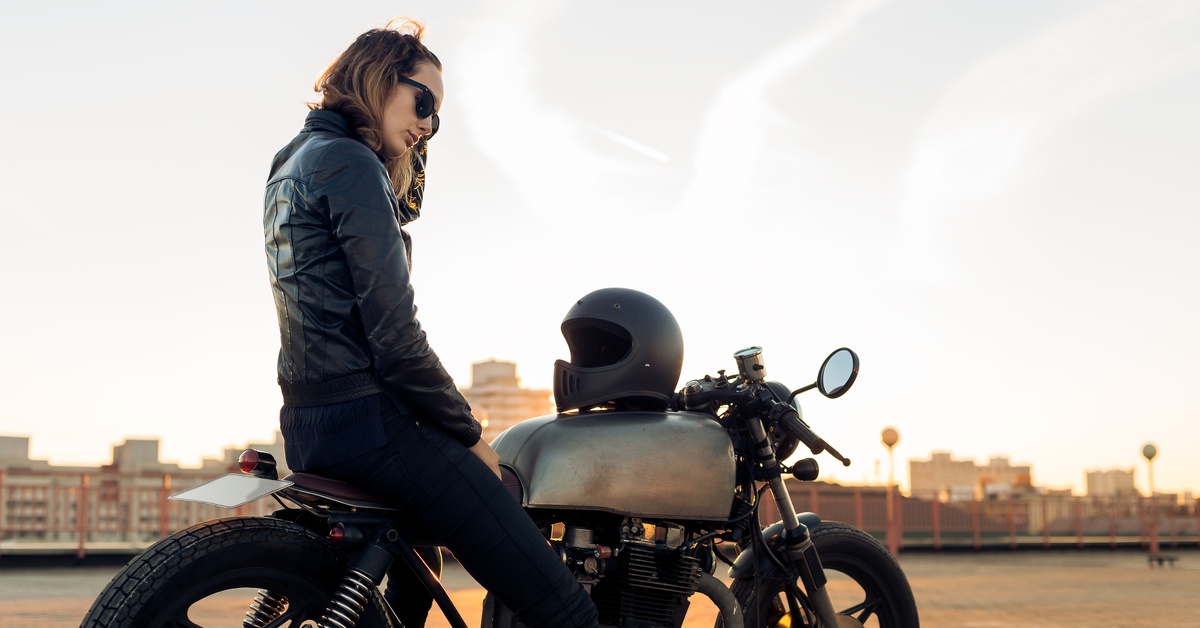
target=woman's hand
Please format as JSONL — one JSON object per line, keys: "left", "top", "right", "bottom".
{"left": 468, "top": 438, "right": 502, "bottom": 480}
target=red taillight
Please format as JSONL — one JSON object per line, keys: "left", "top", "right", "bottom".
{"left": 237, "top": 449, "right": 279, "bottom": 479}
{"left": 327, "top": 522, "right": 363, "bottom": 546}
{"left": 238, "top": 449, "right": 259, "bottom": 473}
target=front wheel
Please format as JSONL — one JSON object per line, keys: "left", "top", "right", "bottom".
{"left": 730, "top": 521, "right": 919, "bottom": 627}
{"left": 81, "top": 516, "right": 394, "bottom": 627}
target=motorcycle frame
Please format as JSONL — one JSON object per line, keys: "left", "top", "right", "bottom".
{"left": 273, "top": 497, "right": 471, "bottom": 628}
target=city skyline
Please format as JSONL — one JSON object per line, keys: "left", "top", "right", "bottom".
{"left": 0, "top": 417, "right": 1187, "bottom": 499}
{"left": 1, "top": 1, "right": 1197, "bottom": 496}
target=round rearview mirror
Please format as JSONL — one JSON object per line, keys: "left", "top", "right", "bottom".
{"left": 818, "top": 348, "right": 859, "bottom": 398}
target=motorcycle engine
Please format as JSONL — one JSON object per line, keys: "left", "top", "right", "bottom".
{"left": 559, "top": 519, "right": 708, "bottom": 628}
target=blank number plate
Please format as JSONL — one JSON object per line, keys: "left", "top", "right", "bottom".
{"left": 168, "top": 474, "right": 293, "bottom": 508}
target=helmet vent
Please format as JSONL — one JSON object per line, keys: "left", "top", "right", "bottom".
{"left": 561, "top": 371, "right": 582, "bottom": 395}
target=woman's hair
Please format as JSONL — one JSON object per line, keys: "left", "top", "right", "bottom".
{"left": 313, "top": 19, "right": 441, "bottom": 200}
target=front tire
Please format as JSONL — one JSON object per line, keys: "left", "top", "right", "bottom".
{"left": 730, "top": 521, "right": 919, "bottom": 627}
{"left": 81, "top": 516, "right": 394, "bottom": 627}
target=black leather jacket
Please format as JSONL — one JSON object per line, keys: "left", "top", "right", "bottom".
{"left": 264, "top": 109, "right": 480, "bottom": 447}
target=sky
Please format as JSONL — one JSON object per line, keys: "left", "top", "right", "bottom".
{"left": 1, "top": 0, "right": 1197, "bottom": 496}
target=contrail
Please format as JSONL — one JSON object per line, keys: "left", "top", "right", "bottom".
{"left": 583, "top": 122, "right": 670, "bottom": 163}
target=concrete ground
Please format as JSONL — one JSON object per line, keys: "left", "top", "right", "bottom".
{"left": 1, "top": 548, "right": 1196, "bottom": 627}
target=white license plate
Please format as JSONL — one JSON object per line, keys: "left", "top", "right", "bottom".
{"left": 168, "top": 474, "right": 293, "bottom": 508}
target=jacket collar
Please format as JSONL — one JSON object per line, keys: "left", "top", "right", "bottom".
{"left": 303, "top": 109, "right": 424, "bottom": 225}
{"left": 304, "top": 108, "right": 359, "bottom": 139}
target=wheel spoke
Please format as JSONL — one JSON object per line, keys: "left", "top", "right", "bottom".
{"left": 838, "top": 596, "right": 882, "bottom": 622}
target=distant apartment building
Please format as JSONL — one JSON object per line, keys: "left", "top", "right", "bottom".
{"left": 460, "top": 360, "right": 555, "bottom": 443}
{"left": 1086, "top": 468, "right": 1138, "bottom": 497}
{"left": 909, "top": 451, "right": 978, "bottom": 501}
{"left": 977, "top": 456, "right": 1033, "bottom": 498}
{"left": 111, "top": 439, "right": 165, "bottom": 473}
{"left": 0, "top": 436, "right": 51, "bottom": 471}
{"left": 910, "top": 451, "right": 1034, "bottom": 502}
{"left": 0, "top": 433, "right": 286, "bottom": 545}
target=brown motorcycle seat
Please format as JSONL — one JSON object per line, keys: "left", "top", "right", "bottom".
{"left": 283, "top": 472, "right": 390, "bottom": 506}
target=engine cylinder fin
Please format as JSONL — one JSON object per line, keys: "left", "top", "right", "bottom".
{"left": 611, "top": 544, "right": 704, "bottom": 626}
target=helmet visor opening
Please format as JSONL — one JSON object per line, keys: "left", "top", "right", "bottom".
{"left": 563, "top": 319, "right": 633, "bottom": 368}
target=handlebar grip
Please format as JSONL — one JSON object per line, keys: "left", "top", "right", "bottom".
{"left": 777, "top": 405, "right": 851, "bottom": 466}
{"left": 776, "top": 406, "right": 825, "bottom": 455}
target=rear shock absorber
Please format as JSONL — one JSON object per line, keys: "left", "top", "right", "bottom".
{"left": 243, "top": 589, "right": 288, "bottom": 627}
{"left": 319, "top": 568, "right": 376, "bottom": 628}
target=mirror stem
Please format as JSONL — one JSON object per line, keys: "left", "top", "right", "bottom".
{"left": 787, "top": 383, "right": 817, "bottom": 404}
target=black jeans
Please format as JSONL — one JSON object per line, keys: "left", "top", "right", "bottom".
{"left": 305, "top": 394, "right": 598, "bottom": 628}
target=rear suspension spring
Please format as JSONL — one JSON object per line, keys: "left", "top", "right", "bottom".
{"left": 243, "top": 589, "right": 288, "bottom": 628}
{"left": 319, "top": 568, "right": 375, "bottom": 628}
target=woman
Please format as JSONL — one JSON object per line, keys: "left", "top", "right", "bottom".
{"left": 263, "top": 20, "right": 598, "bottom": 628}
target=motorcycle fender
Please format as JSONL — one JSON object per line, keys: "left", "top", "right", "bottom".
{"left": 168, "top": 474, "right": 293, "bottom": 508}
{"left": 727, "top": 513, "right": 822, "bottom": 579}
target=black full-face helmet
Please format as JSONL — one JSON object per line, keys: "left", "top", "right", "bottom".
{"left": 553, "top": 288, "right": 684, "bottom": 413}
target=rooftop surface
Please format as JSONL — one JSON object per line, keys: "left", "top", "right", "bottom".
{"left": 2, "top": 548, "right": 1196, "bottom": 626}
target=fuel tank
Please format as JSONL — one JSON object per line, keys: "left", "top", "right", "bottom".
{"left": 491, "top": 411, "right": 737, "bottom": 521}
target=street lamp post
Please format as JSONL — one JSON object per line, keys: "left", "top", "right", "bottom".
{"left": 882, "top": 427, "right": 900, "bottom": 556}
{"left": 1143, "top": 443, "right": 1159, "bottom": 557}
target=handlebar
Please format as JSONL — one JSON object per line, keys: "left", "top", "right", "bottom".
{"left": 680, "top": 375, "right": 851, "bottom": 467}
{"left": 770, "top": 403, "right": 851, "bottom": 467}
{"left": 678, "top": 371, "right": 753, "bottom": 410}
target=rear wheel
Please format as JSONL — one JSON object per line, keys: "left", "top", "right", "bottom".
{"left": 81, "top": 516, "right": 394, "bottom": 627}
{"left": 730, "top": 521, "right": 919, "bottom": 627}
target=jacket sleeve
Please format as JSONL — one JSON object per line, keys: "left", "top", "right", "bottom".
{"left": 314, "top": 143, "right": 481, "bottom": 447}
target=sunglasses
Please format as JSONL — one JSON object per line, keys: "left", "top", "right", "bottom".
{"left": 397, "top": 75, "right": 440, "bottom": 138}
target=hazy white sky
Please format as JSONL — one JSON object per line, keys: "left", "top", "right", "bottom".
{"left": 1, "top": 0, "right": 1197, "bottom": 495}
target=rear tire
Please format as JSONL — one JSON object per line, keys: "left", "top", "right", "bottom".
{"left": 80, "top": 516, "right": 394, "bottom": 627}
{"left": 728, "top": 521, "right": 919, "bottom": 627}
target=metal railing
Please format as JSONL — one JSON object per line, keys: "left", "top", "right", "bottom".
{"left": 775, "top": 483, "right": 1199, "bottom": 551}
{"left": 2, "top": 471, "right": 1196, "bottom": 558}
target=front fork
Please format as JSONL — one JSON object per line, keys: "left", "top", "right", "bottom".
{"left": 748, "top": 417, "right": 841, "bottom": 627}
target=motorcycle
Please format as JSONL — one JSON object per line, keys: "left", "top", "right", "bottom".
{"left": 82, "top": 346, "right": 918, "bottom": 627}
